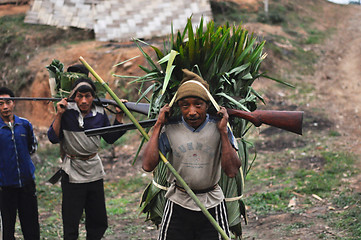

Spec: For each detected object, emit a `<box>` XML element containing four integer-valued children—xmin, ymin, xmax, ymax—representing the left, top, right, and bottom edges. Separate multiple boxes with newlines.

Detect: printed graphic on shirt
<box><xmin>173</xmin><ymin>141</ymin><xmax>216</xmax><ymax>169</ymax></box>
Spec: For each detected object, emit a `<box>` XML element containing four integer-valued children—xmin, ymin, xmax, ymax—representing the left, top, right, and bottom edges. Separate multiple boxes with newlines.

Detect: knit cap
<box><xmin>175</xmin><ymin>69</ymin><xmax>210</xmax><ymax>102</ymax></box>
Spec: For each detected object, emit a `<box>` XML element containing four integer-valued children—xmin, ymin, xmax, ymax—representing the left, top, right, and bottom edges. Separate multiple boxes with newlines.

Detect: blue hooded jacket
<box><xmin>0</xmin><ymin>115</ymin><xmax>37</xmax><ymax>187</ymax></box>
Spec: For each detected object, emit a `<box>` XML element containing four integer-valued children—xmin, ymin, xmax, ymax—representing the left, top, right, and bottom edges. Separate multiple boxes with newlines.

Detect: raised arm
<box><xmin>114</xmin><ymin>99</ymin><xmax>127</xmax><ymax>123</ymax></box>
<box><xmin>217</xmin><ymin>106</ymin><xmax>242</xmax><ymax>178</ymax></box>
<box><xmin>142</xmin><ymin>104</ymin><xmax>171</xmax><ymax>172</ymax></box>
<box><xmin>101</xmin><ymin>105</ymin><xmax>126</xmax><ymax>144</ymax></box>
<box><xmin>49</xmin><ymin>98</ymin><xmax>68</xmax><ymax>139</ymax></box>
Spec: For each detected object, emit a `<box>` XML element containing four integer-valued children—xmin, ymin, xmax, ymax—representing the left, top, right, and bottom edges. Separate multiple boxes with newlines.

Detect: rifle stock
<box><xmin>227</xmin><ymin>109</ymin><xmax>303</xmax><ymax>135</ymax></box>
<box><xmin>85</xmin><ymin>108</ymin><xmax>304</xmax><ymax>136</ymax></box>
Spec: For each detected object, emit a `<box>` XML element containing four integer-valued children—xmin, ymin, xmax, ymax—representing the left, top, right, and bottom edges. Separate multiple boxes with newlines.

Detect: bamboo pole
<box><xmin>79</xmin><ymin>56</ymin><xmax>231</xmax><ymax>240</ymax></box>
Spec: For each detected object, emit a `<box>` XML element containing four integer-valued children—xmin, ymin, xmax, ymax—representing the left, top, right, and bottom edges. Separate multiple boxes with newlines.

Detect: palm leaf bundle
<box><xmin>139</xmin><ymin>160</ymin><xmax>169</xmax><ymax>226</ymax></box>
<box><xmin>119</xmin><ymin>17</ymin><xmax>285</xmax><ymax>238</ymax></box>
<box><xmin>46</xmin><ymin>59</ymin><xmax>106</xmax><ymax>99</ymax></box>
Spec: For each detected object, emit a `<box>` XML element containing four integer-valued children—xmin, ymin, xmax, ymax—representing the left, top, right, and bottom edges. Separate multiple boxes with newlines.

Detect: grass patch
<box><xmin>246</xmin><ymin>189</ymin><xmax>292</xmax><ymax>214</ymax></box>
<box><xmin>304</xmin><ymin>29</ymin><xmax>327</xmax><ymax>44</ymax></box>
<box><xmin>210</xmin><ymin>0</ymin><xmax>258</xmax><ymax>25</ymax></box>
<box><xmin>105</xmin><ymin>175</ymin><xmax>147</xmax><ymax>198</ymax></box>
<box><xmin>328</xmin><ymin>130</ymin><xmax>341</xmax><ymax>137</ymax></box>
<box><xmin>294</xmin><ymin>152</ymin><xmax>357</xmax><ymax>197</ymax></box>
<box><xmin>282</xmin><ymin>221</ymin><xmax>314</xmax><ymax>232</ymax></box>
<box><xmin>288</xmin><ymin>44</ymin><xmax>319</xmax><ymax>74</ymax></box>
<box><xmin>29</xmin><ymin>144</ymin><xmax>63</xmax><ymax>238</ymax></box>
<box><xmin>107</xmin><ymin>197</ymin><xmax>130</xmax><ymax>216</ymax></box>
<box><xmin>329</xmin><ymin>192</ymin><xmax>361</xmax><ymax>239</ymax></box>
<box><xmin>257</xmin><ymin>3</ymin><xmax>287</xmax><ymax>24</ymax></box>
<box><xmin>245</xmin><ymin>151</ymin><xmax>357</xmax><ymax>216</ymax></box>
<box><xmin>246</xmin><ymin>164</ymin><xmax>291</xmax><ymax>189</ymax></box>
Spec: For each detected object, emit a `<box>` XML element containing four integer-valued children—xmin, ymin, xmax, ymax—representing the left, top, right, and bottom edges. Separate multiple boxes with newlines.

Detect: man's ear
<box><xmin>206</xmin><ymin>102</ymin><xmax>210</xmax><ymax>110</ymax></box>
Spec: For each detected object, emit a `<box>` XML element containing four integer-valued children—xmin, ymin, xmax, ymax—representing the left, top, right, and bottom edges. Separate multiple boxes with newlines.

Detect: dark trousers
<box><xmin>158</xmin><ymin>200</ymin><xmax>231</xmax><ymax>240</ymax></box>
<box><xmin>61</xmin><ymin>175</ymin><xmax>108</xmax><ymax>240</ymax></box>
<box><xmin>0</xmin><ymin>181</ymin><xmax>40</xmax><ymax>240</ymax></box>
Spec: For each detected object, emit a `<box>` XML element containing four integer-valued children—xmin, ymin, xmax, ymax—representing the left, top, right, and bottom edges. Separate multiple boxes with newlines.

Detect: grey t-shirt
<box><xmin>159</xmin><ymin>115</ymin><xmax>237</xmax><ymax>211</ymax></box>
<box><xmin>61</xmin><ymin>103</ymin><xmax>104</xmax><ymax>183</ymax></box>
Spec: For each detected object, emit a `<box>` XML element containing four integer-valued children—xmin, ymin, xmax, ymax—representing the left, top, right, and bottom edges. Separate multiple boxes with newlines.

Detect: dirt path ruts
<box><xmin>314</xmin><ymin>5</ymin><xmax>361</xmax><ymax>155</ymax></box>
<box><xmin>243</xmin><ymin>4</ymin><xmax>361</xmax><ymax>239</ymax></box>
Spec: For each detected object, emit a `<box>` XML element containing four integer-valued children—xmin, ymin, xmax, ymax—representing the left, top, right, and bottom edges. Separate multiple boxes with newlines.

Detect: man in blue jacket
<box><xmin>0</xmin><ymin>87</ymin><xmax>40</xmax><ymax>240</ymax></box>
<box><xmin>48</xmin><ymin>77</ymin><xmax>126</xmax><ymax>240</ymax></box>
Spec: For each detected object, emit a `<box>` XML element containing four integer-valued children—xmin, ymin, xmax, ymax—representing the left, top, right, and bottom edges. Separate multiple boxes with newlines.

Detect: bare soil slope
<box><xmin>313</xmin><ymin>6</ymin><xmax>361</xmax><ymax>155</ymax></box>
<box><xmin>242</xmin><ymin>3</ymin><xmax>361</xmax><ymax>239</ymax></box>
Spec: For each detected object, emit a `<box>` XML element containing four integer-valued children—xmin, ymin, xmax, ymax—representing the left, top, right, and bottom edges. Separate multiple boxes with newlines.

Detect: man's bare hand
<box><xmin>56</xmin><ymin>98</ymin><xmax>68</xmax><ymax>115</ymax></box>
<box><xmin>216</xmin><ymin>106</ymin><xmax>229</xmax><ymax>133</ymax></box>
<box><xmin>157</xmin><ymin>104</ymin><xmax>172</xmax><ymax>127</ymax></box>
<box><xmin>115</xmin><ymin>99</ymin><xmax>128</xmax><ymax>123</ymax></box>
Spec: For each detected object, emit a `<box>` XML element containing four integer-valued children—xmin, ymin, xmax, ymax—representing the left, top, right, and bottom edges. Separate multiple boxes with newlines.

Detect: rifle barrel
<box><xmin>0</xmin><ymin>97</ymin><xmax>150</xmax><ymax>115</ymax></box>
<box><xmin>0</xmin><ymin>97</ymin><xmax>62</xmax><ymax>101</ymax></box>
<box><xmin>85</xmin><ymin>119</ymin><xmax>157</xmax><ymax>136</ymax></box>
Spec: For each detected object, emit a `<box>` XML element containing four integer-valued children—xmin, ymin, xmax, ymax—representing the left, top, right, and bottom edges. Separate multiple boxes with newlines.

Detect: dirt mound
<box><xmin>0</xmin><ymin>3</ymin><xmax>29</xmax><ymax>17</ymax></box>
<box><xmin>16</xmin><ymin>41</ymin><xmax>155</xmax><ymax>127</ymax></box>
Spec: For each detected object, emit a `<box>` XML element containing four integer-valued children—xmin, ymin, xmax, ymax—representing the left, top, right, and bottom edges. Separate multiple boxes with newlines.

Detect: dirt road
<box><xmin>311</xmin><ymin>4</ymin><xmax>361</xmax><ymax>155</ymax></box>
<box><xmin>242</xmin><ymin>4</ymin><xmax>361</xmax><ymax>239</ymax></box>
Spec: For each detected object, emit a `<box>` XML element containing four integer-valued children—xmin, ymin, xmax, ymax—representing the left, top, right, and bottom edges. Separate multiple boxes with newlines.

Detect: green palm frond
<box><xmin>139</xmin><ymin>160</ymin><xmax>169</xmax><ymax>226</ymax></box>
<box><xmin>46</xmin><ymin>59</ymin><xmax>106</xmax><ymax>98</ymax></box>
<box><xmin>159</xmin><ymin>50</ymin><xmax>179</xmax><ymax>95</ymax></box>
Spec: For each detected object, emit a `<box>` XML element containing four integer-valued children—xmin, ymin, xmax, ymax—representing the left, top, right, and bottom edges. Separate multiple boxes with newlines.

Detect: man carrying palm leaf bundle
<box><xmin>142</xmin><ymin>69</ymin><xmax>241</xmax><ymax>240</ymax></box>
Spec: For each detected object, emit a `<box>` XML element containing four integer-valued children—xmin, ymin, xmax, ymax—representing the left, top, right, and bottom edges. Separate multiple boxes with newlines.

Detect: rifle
<box><xmin>84</xmin><ymin>108</ymin><xmax>303</xmax><ymax>136</ymax></box>
<box><xmin>2</xmin><ymin>97</ymin><xmax>303</xmax><ymax>134</ymax></box>
<box><xmin>0</xmin><ymin>97</ymin><xmax>150</xmax><ymax>115</ymax></box>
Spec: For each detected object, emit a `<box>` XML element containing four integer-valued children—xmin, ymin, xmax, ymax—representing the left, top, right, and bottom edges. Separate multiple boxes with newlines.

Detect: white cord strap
<box><xmin>152</xmin><ymin>177</ymin><xmax>243</xmax><ymax>202</ymax></box>
<box><xmin>169</xmin><ymin>80</ymin><xmax>219</xmax><ymax>110</ymax></box>
<box><xmin>225</xmin><ymin>195</ymin><xmax>243</xmax><ymax>202</ymax></box>
<box><xmin>152</xmin><ymin>179</ymin><xmax>169</xmax><ymax>191</ymax></box>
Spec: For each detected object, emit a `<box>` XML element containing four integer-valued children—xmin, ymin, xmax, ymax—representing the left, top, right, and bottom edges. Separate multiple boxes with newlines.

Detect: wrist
<box><xmin>153</xmin><ymin>121</ymin><xmax>164</xmax><ymax>131</ymax></box>
<box><xmin>219</xmin><ymin>127</ymin><xmax>228</xmax><ymax>136</ymax></box>
<box><xmin>115</xmin><ymin>117</ymin><xmax>123</xmax><ymax>124</ymax></box>
<box><xmin>56</xmin><ymin>112</ymin><xmax>63</xmax><ymax>118</ymax></box>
